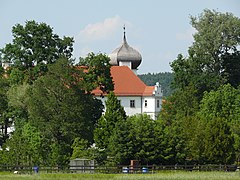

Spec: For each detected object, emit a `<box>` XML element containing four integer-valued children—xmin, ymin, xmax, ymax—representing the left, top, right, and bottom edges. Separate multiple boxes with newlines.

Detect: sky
<box><xmin>0</xmin><ymin>0</ymin><xmax>240</xmax><ymax>74</ymax></box>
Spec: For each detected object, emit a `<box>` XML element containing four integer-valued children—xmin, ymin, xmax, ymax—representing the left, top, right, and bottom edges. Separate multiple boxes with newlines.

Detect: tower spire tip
<box><xmin>123</xmin><ymin>25</ymin><xmax>126</xmax><ymax>43</ymax></box>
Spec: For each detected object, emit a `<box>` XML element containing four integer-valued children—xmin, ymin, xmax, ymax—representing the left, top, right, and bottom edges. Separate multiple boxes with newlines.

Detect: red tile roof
<box><xmin>92</xmin><ymin>66</ymin><xmax>154</xmax><ymax>96</ymax></box>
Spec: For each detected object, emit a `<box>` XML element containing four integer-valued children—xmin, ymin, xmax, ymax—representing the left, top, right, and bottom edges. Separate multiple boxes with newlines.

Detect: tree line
<box><xmin>0</xmin><ymin>9</ymin><xmax>240</xmax><ymax>167</ymax></box>
<box><xmin>138</xmin><ymin>72</ymin><xmax>174</xmax><ymax>97</ymax></box>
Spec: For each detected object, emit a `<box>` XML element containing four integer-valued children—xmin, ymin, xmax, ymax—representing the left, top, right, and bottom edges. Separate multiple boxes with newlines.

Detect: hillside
<box><xmin>138</xmin><ymin>72</ymin><xmax>174</xmax><ymax>97</ymax></box>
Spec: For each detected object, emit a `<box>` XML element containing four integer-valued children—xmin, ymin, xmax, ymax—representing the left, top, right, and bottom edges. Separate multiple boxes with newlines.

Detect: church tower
<box><xmin>93</xmin><ymin>27</ymin><xmax>163</xmax><ymax>120</ymax></box>
<box><xmin>109</xmin><ymin>27</ymin><xmax>142</xmax><ymax>73</ymax></box>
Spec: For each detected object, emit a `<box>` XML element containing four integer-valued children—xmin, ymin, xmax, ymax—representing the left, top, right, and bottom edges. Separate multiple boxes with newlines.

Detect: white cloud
<box><xmin>74</xmin><ymin>46</ymin><xmax>93</xmax><ymax>59</ymax></box>
<box><xmin>76</xmin><ymin>15</ymin><xmax>129</xmax><ymax>42</ymax></box>
<box><xmin>176</xmin><ymin>27</ymin><xmax>196</xmax><ymax>41</ymax></box>
<box><xmin>73</xmin><ymin>15</ymin><xmax>133</xmax><ymax>60</ymax></box>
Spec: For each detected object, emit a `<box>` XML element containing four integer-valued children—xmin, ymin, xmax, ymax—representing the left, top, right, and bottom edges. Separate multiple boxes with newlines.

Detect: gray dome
<box><xmin>109</xmin><ymin>31</ymin><xmax>142</xmax><ymax>69</ymax></box>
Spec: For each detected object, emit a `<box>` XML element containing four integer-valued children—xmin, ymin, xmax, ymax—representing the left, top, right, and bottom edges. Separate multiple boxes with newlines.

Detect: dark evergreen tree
<box><xmin>94</xmin><ymin>91</ymin><xmax>126</xmax><ymax>149</ymax></box>
<box><xmin>203</xmin><ymin>117</ymin><xmax>235</xmax><ymax>164</ymax></box>
<box><xmin>108</xmin><ymin>114</ymin><xmax>156</xmax><ymax>165</ymax></box>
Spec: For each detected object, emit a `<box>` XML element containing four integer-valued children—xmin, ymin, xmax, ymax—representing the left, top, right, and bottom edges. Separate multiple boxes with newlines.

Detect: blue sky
<box><xmin>1</xmin><ymin>0</ymin><xmax>240</xmax><ymax>74</ymax></box>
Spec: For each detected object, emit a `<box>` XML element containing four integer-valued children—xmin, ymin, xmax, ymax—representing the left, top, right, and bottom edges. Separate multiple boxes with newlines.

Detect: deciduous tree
<box><xmin>78</xmin><ymin>53</ymin><xmax>114</xmax><ymax>94</ymax></box>
<box><xmin>25</xmin><ymin>58</ymin><xmax>105</xmax><ymax>165</ymax></box>
<box><xmin>0</xmin><ymin>77</ymin><xmax>10</xmax><ymax>146</ymax></box>
<box><xmin>0</xmin><ymin>20</ymin><xmax>74</xmax><ymax>83</ymax></box>
<box><xmin>171</xmin><ymin>10</ymin><xmax>240</xmax><ymax>96</ymax></box>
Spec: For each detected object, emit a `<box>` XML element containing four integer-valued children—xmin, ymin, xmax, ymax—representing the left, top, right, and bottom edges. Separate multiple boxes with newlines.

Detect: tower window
<box><xmin>130</xmin><ymin>100</ymin><xmax>135</xmax><ymax>108</ymax></box>
<box><xmin>157</xmin><ymin>100</ymin><xmax>160</xmax><ymax>108</ymax></box>
<box><xmin>145</xmin><ymin>100</ymin><xmax>147</xmax><ymax>107</ymax></box>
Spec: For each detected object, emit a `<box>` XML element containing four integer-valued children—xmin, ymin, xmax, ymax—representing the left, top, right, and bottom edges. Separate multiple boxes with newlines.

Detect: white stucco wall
<box><xmin>96</xmin><ymin>81</ymin><xmax>163</xmax><ymax>120</ymax></box>
<box><xmin>141</xmin><ymin>96</ymin><xmax>162</xmax><ymax>120</ymax></box>
<box><xmin>97</xmin><ymin>95</ymin><xmax>162</xmax><ymax>120</ymax></box>
<box><xmin>97</xmin><ymin>96</ymin><xmax>142</xmax><ymax>116</ymax></box>
<box><xmin>118</xmin><ymin>96</ymin><xmax>142</xmax><ymax>116</ymax></box>
<box><xmin>141</xmin><ymin>82</ymin><xmax>163</xmax><ymax>119</ymax></box>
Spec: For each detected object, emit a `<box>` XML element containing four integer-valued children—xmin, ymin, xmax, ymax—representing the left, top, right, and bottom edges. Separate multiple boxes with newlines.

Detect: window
<box><xmin>130</xmin><ymin>100</ymin><xmax>135</xmax><ymax>108</ymax></box>
<box><xmin>157</xmin><ymin>100</ymin><xmax>160</xmax><ymax>108</ymax></box>
<box><xmin>144</xmin><ymin>100</ymin><xmax>147</xmax><ymax>107</ymax></box>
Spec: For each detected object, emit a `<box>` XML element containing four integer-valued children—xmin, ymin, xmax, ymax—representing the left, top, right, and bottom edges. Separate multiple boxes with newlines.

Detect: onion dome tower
<box><xmin>109</xmin><ymin>26</ymin><xmax>142</xmax><ymax>70</ymax></box>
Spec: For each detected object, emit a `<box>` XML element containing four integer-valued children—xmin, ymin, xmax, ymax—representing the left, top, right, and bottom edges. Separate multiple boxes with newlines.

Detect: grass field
<box><xmin>0</xmin><ymin>171</ymin><xmax>240</xmax><ymax>180</ymax></box>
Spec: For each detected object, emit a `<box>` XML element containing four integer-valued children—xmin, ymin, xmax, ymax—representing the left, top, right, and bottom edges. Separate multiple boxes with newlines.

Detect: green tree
<box><xmin>94</xmin><ymin>91</ymin><xmax>126</xmax><ymax>149</ymax></box>
<box><xmin>158</xmin><ymin>116</ymin><xmax>187</xmax><ymax>165</ymax></box>
<box><xmin>222</xmin><ymin>52</ymin><xmax>240</xmax><ymax>88</ymax></box>
<box><xmin>1</xmin><ymin>20</ymin><xmax>74</xmax><ymax>83</ymax></box>
<box><xmin>26</xmin><ymin>58</ymin><xmax>103</xmax><ymax>165</ymax></box>
<box><xmin>167</xmin><ymin>10</ymin><xmax>240</xmax><ymax>164</ymax></box>
<box><xmin>152</xmin><ymin>118</ymin><xmax>173</xmax><ymax>165</ymax></box>
<box><xmin>71</xmin><ymin>137</ymin><xmax>104</xmax><ymax>162</ymax></box>
<box><xmin>79</xmin><ymin>53</ymin><xmax>114</xmax><ymax>94</ymax></box>
<box><xmin>3</xmin><ymin>53</ymin><xmax>113</xmax><ymax>166</ymax></box>
<box><xmin>71</xmin><ymin>138</ymin><xmax>90</xmax><ymax>159</ymax></box>
<box><xmin>132</xmin><ymin>115</ymin><xmax>156</xmax><ymax>165</ymax></box>
<box><xmin>199</xmin><ymin>84</ymin><xmax>240</xmax><ymax>163</ymax></box>
<box><xmin>1</xmin><ymin>122</ymin><xmax>42</xmax><ymax>166</ymax></box>
<box><xmin>171</xmin><ymin>10</ymin><xmax>240</xmax><ymax>96</ymax></box>
<box><xmin>108</xmin><ymin>114</ymin><xmax>156</xmax><ymax>165</ymax></box>
<box><xmin>8</xmin><ymin>68</ymin><xmax>25</xmax><ymax>85</ymax></box>
<box><xmin>0</xmin><ymin>77</ymin><xmax>10</xmax><ymax>146</ymax></box>
<box><xmin>71</xmin><ymin>137</ymin><xmax>107</xmax><ymax>165</ymax></box>
<box><xmin>0</xmin><ymin>66</ymin><xmax>4</xmax><ymax>76</ymax></box>
<box><xmin>199</xmin><ymin>84</ymin><xmax>238</xmax><ymax>120</ymax></box>
<box><xmin>182</xmin><ymin>115</ymin><xmax>206</xmax><ymax>164</ymax></box>
<box><xmin>157</xmin><ymin>87</ymin><xmax>202</xmax><ymax>165</ymax></box>
<box><xmin>203</xmin><ymin>117</ymin><xmax>235</xmax><ymax>164</ymax></box>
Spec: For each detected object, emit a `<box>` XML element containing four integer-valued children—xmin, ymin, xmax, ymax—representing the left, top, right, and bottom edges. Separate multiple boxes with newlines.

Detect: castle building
<box><xmin>1</xmin><ymin>28</ymin><xmax>163</xmax><ymax>120</ymax></box>
<box><xmin>93</xmin><ymin>28</ymin><xmax>163</xmax><ymax>120</ymax></box>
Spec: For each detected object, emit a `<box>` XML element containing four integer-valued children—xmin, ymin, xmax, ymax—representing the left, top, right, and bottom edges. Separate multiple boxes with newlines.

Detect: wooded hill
<box><xmin>138</xmin><ymin>72</ymin><xmax>174</xmax><ymax>97</ymax></box>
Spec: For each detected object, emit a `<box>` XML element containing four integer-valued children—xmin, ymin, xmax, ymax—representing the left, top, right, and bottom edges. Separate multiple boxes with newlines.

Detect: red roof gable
<box><xmin>92</xmin><ymin>66</ymin><xmax>154</xmax><ymax>96</ymax></box>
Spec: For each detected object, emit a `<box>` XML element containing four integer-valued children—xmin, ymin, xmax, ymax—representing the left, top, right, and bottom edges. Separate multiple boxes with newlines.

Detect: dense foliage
<box><xmin>163</xmin><ymin>9</ymin><xmax>240</xmax><ymax>165</ymax></box>
<box><xmin>171</xmin><ymin>10</ymin><xmax>240</xmax><ymax>96</ymax></box>
<box><xmin>0</xmin><ymin>21</ymin><xmax>113</xmax><ymax>166</ymax></box>
<box><xmin>0</xmin><ymin>77</ymin><xmax>10</xmax><ymax>146</ymax></box>
<box><xmin>94</xmin><ymin>91</ymin><xmax>126</xmax><ymax>149</ymax></box>
<box><xmin>1</xmin><ymin>20</ymin><xmax>74</xmax><ymax>84</ymax></box>
<box><xmin>0</xmin><ymin>56</ymin><xmax>112</xmax><ymax>166</ymax></box>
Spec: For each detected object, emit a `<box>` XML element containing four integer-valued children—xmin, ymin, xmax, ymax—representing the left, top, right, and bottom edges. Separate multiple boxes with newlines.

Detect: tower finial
<box><xmin>123</xmin><ymin>25</ymin><xmax>127</xmax><ymax>43</ymax></box>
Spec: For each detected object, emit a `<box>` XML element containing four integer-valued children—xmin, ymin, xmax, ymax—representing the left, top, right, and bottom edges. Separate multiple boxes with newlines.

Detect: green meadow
<box><xmin>0</xmin><ymin>171</ymin><xmax>240</xmax><ymax>180</ymax></box>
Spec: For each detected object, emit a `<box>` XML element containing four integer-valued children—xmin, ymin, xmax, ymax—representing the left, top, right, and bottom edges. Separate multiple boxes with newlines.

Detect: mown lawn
<box><xmin>0</xmin><ymin>171</ymin><xmax>240</xmax><ymax>180</ymax></box>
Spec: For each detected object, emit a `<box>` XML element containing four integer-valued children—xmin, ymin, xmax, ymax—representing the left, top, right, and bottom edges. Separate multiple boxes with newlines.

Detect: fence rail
<box><xmin>0</xmin><ymin>164</ymin><xmax>238</xmax><ymax>174</ymax></box>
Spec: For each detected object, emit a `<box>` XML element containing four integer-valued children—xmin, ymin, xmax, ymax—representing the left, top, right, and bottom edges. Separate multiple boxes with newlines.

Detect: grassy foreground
<box><xmin>0</xmin><ymin>171</ymin><xmax>240</xmax><ymax>180</ymax></box>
